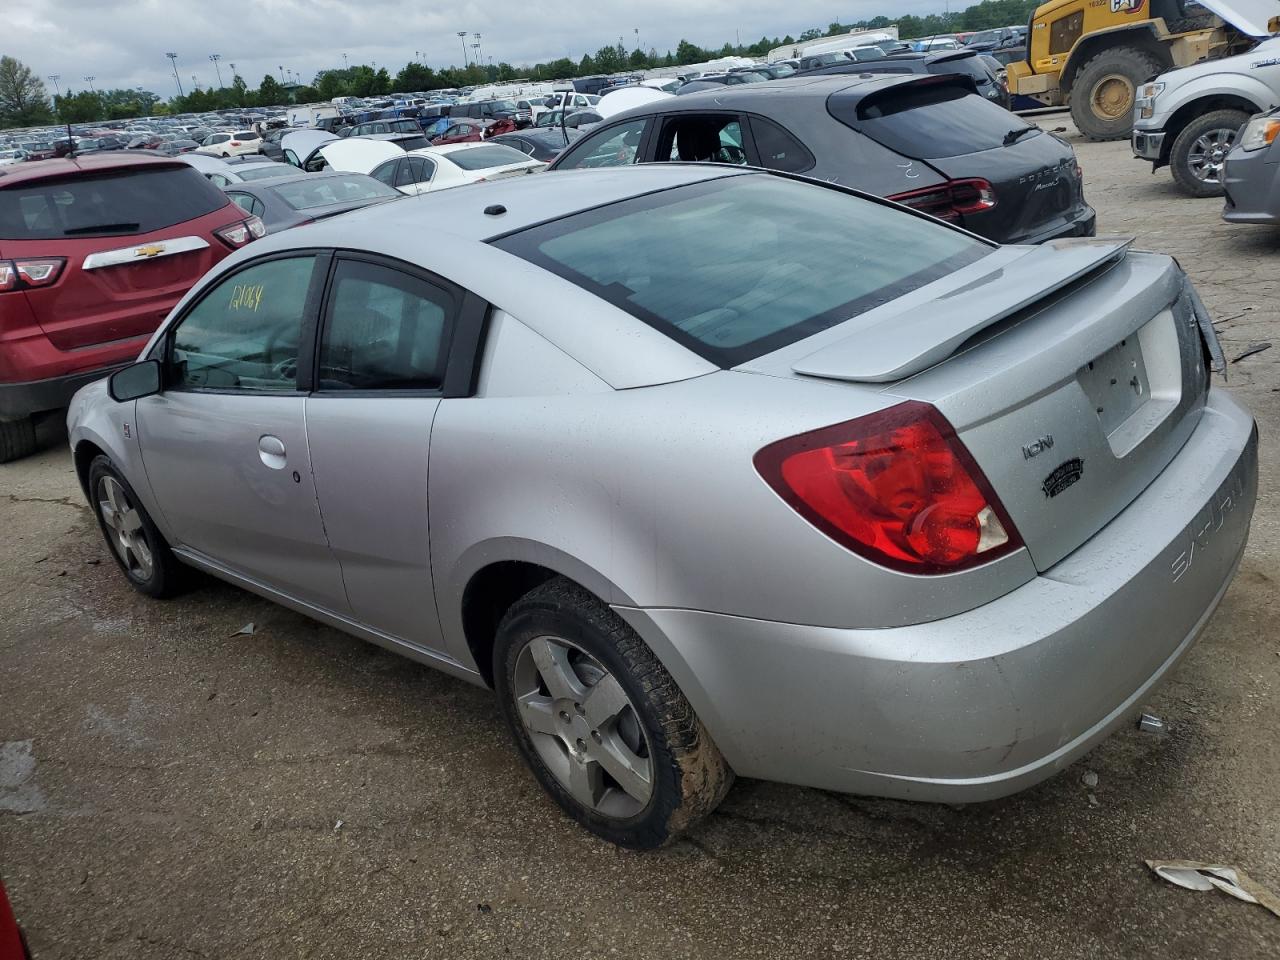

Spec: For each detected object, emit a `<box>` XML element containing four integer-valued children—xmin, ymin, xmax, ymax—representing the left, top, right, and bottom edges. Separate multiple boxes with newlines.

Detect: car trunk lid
<box><xmin>741</xmin><ymin>244</ymin><xmax>1213</xmax><ymax>571</ymax></box>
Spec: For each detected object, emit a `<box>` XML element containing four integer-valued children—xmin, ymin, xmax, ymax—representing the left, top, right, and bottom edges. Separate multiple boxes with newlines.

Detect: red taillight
<box><xmin>754</xmin><ymin>402</ymin><xmax>1022</xmax><ymax>574</ymax></box>
<box><xmin>0</xmin><ymin>258</ymin><xmax>65</xmax><ymax>291</ymax></box>
<box><xmin>887</xmin><ymin>178</ymin><xmax>997</xmax><ymax>223</ymax></box>
<box><xmin>215</xmin><ymin>215</ymin><xmax>266</xmax><ymax>248</ymax></box>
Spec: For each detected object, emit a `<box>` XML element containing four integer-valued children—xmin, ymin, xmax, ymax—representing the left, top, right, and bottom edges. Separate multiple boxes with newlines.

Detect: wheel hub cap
<box><xmin>1188</xmin><ymin>127</ymin><xmax>1237</xmax><ymax>184</ymax></box>
<box><xmin>97</xmin><ymin>476</ymin><xmax>153</xmax><ymax>579</ymax></box>
<box><xmin>513</xmin><ymin>636</ymin><xmax>654</xmax><ymax>818</ymax></box>
<box><xmin>1092</xmin><ymin>75</ymin><xmax>1133</xmax><ymax>120</ymax></box>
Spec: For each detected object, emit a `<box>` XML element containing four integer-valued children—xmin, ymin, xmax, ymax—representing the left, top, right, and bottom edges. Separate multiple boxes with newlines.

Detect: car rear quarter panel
<box><xmin>429</xmin><ymin>356</ymin><xmax>1039</xmax><ymax>673</ymax></box>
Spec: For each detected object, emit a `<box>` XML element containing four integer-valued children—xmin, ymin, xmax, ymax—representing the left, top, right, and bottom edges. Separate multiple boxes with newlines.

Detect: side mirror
<box><xmin>108</xmin><ymin>359</ymin><xmax>162</xmax><ymax>402</ymax></box>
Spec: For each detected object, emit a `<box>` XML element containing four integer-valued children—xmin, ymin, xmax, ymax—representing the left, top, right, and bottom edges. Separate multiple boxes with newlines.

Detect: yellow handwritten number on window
<box><xmin>229</xmin><ymin>283</ymin><xmax>265</xmax><ymax>312</ymax></box>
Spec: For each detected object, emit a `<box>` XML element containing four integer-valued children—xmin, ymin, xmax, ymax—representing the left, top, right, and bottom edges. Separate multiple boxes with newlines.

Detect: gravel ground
<box><xmin>2</xmin><ymin>116</ymin><xmax>1278</xmax><ymax>959</ymax></box>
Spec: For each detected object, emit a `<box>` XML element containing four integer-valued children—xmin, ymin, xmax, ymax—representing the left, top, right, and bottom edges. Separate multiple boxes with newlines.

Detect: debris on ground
<box><xmin>1081</xmin><ymin>771</ymin><xmax>1099</xmax><ymax>788</ymax></box>
<box><xmin>334</xmin><ymin>819</ymin><xmax>344</xmax><ymax>832</ymax></box>
<box><xmin>231</xmin><ymin>623</ymin><xmax>256</xmax><ymax>637</ymax></box>
<box><xmin>1146</xmin><ymin>860</ymin><xmax>1280</xmax><ymax>919</ymax></box>
<box><xmin>1231</xmin><ymin>342</ymin><xmax>1272</xmax><ymax>364</ymax></box>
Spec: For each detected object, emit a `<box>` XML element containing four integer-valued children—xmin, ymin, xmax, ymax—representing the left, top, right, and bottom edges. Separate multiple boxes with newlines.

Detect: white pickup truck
<box><xmin>1132</xmin><ymin>5</ymin><xmax>1280</xmax><ymax>197</ymax></box>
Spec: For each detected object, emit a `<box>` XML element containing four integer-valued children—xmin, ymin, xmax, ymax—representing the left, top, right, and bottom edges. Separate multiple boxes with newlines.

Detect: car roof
<box><xmin>252</xmin><ymin>164</ymin><xmax>738</xmax><ymax>249</ymax></box>
<box><xmin>0</xmin><ymin>151</ymin><xmax>185</xmax><ymax>187</ymax></box>
<box><xmin>227</xmin><ymin>169</ymin><xmax>365</xmax><ymax>193</ymax></box>
<box><xmin>606</xmin><ymin>73</ymin><xmax>929</xmax><ymax>120</ymax></box>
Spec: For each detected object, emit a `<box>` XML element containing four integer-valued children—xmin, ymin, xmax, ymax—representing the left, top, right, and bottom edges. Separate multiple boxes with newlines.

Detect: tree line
<box><xmin>0</xmin><ymin>0</ymin><xmax>1037</xmax><ymax>129</ymax></box>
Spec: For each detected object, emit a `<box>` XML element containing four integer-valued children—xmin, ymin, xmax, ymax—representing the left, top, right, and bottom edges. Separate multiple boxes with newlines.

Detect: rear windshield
<box><xmin>391</xmin><ymin>135</ymin><xmax>431</xmax><ymax>151</ymax></box>
<box><xmin>448</xmin><ymin>145</ymin><xmax>531</xmax><ymax>170</ymax></box>
<box><xmin>494</xmin><ymin>176</ymin><xmax>989</xmax><ymax>367</ymax></box>
<box><xmin>831</xmin><ymin>81</ymin><xmax>1036</xmax><ymax>159</ymax></box>
<box><xmin>235</xmin><ymin>164</ymin><xmax>295</xmax><ymax>182</ymax></box>
<box><xmin>0</xmin><ymin>166</ymin><xmax>228</xmax><ymax>240</ymax></box>
<box><xmin>273</xmin><ymin>175</ymin><xmax>399</xmax><ymax>210</ymax></box>
<box><xmin>927</xmin><ymin>55</ymin><xmax>992</xmax><ymax>83</ymax></box>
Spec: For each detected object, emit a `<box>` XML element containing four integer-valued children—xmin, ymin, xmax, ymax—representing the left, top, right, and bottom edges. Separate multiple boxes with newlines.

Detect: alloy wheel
<box><xmin>512</xmin><ymin>636</ymin><xmax>653</xmax><ymax>818</ymax></box>
<box><xmin>1187</xmin><ymin>128</ymin><xmax>1237</xmax><ymax>184</ymax></box>
<box><xmin>96</xmin><ymin>475</ymin><xmax>154</xmax><ymax>580</ymax></box>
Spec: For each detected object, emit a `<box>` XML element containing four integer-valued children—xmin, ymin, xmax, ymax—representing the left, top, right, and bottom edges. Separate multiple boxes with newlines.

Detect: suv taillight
<box><xmin>215</xmin><ymin>215</ymin><xmax>267</xmax><ymax>248</ymax></box>
<box><xmin>0</xmin><ymin>258</ymin><xmax>66</xmax><ymax>292</ymax></box>
<box><xmin>754</xmin><ymin>402</ymin><xmax>1022</xmax><ymax>574</ymax></box>
<box><xmin>887</xmin><ymin>178</ymin><xmax>997</xmax><ymax>223</ymax></box>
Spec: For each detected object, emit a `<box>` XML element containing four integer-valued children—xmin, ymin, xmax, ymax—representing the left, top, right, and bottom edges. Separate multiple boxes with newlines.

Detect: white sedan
<box><xmin>319</xmin><ymin>139</ymin><xmax>544</xmax><ymax>195</ymax></box>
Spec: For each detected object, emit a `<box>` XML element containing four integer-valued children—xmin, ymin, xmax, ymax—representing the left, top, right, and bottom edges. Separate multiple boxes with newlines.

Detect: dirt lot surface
<box><xmin>2</xmin><ymin>117</ymin><xmax>1278</xmax><ymax>959</ymax></box>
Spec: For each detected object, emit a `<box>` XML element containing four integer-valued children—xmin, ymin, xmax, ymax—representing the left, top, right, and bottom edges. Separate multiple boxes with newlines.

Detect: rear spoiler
<box><xmin>791</xmin><ymin>237</ymin><xmax>1133</xmax><ymax>384</ymax></box>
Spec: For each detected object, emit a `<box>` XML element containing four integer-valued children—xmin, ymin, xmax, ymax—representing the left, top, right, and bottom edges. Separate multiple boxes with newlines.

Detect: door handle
<box><xmin>258</xmin><ymin>434</ymin><xmax>287</xmax><ymax>469</ymax></box>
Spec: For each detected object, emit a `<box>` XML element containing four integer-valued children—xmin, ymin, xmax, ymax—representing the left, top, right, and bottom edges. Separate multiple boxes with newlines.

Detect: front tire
<box><xmin>87</xmin><ymin>455</ymin><xmax>183</xmax><ymax>598</ymax></box>
<box><xmin>494</xmin><ymin>577</ymin><xmax>733</xmax><ymax>848</ymax></box>
<box><xmin>1070</xmin><ymin>47</ymin><xmax>1164</xmax><ymax>141</ymax></box>
<box><xmin>1169</xmin><ymin>109</ymin><xmax>1249</xmax><ymax>198</ymax></box>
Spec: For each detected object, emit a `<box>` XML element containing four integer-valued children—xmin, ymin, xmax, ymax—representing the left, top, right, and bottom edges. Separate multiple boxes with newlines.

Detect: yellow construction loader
<box><xmin>1007</xmin><ymin>0</ymin><xmax>1276</xmax><ymax>139</ymax></box>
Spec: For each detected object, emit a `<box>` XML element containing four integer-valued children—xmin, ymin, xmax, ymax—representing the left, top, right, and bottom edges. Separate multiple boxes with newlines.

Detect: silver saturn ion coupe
<box><xmin>68</xmin><ymin>165</ymin><xmax>1258</xmax><ymax>848</ymax></box>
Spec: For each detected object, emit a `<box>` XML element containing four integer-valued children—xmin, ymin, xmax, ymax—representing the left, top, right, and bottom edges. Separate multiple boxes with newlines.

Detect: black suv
<box><xmin>805</xmin><ymin>50</ymin><xmax>1009</xmax><ymax>109</ymax></box>
<box><xmin>546</xmin><ymin>74</ymin><xmax>1095</xmax><ymax>246</ymax></box>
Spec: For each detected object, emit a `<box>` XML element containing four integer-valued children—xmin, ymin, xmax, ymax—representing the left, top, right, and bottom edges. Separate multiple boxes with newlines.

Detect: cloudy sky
<box><xmin>9</xmin><ymin>0</ymin><xmax>950</xmax><ymax>98</ymax></box>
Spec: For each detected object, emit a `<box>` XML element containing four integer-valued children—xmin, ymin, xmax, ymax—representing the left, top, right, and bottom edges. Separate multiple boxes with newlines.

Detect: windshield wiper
<box><xmin>63</xmin><ymin>222</ymin><xmax>141</xmax><ymax>235</ymax></box>
<box><xmin>1003</xmin><ymin>127</ymin><xmax>1037</xmax><ymax>146</ymax></box>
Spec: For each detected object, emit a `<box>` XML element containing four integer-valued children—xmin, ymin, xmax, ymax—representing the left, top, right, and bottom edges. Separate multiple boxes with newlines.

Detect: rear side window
<box><xmin>0</xmin><ymin>167</ymin><xmax>228</xmax><ymax>240</ymax></box>
<box><xmin>318</xmin><ymin>259</ymin><xmax>453</xmax><ymax>391</ymax></box>
<box><xmin>830</xmin><ymin>81</ymin><xmax>1036</xmax><ymax>159</ymax></box>
<box><xmin>494</xmin><ymin>176</ymin><xmax>988</xmax><ymax>367</ymax></box>
<box><xmin>748</xmin><ymin>117</ymin><xmax>815</xmax><ymax>173</ymax></box>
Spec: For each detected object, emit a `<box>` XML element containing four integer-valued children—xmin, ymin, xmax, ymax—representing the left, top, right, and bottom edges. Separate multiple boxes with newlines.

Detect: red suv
<box><xmin>0</xmin><ymin>153</ymin><xmax>262</xmax><ymax>461</ymax></box>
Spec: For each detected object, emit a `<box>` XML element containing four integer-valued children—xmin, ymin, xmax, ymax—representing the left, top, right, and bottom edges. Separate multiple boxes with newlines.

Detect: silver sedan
<box><xmin>68</xmin><ymin>165</ymin><xmax>1258</xmax><ymax>848</ymax></box>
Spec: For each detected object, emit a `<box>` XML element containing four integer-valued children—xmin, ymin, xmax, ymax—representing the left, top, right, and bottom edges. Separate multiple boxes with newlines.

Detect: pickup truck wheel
<box><xmin>1169</xmin><ymin>109</ymin><xmax>1249</xmax><ymax>198</ymax></box>
<box><xmin>494</xmin><ymin>577</ymin><xmax>733</xmax><ymax>849</ymax></box>
<box><xmin>1070</xmin><ymin>47</ymin><xmax>1164</xmax><ymax>141</ymax></box>
<box><xmin>0</xmin><ymin>417</ymin><xmax>37</xmax><ymax>463</ymax></box>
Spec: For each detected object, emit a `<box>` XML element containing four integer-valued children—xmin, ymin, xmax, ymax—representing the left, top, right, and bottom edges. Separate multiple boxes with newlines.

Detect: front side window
<box><xmin>495</xmin><ymin>176</ymin><xmax>989</xmax><ymax>367</ymax></box>
<box><xmin>658</xmin><ymin>116</ymin><xmax>747</xmax><ymax>164</ymax></box>
<box><xmin>318</xmin><ymin>259</ymin><xmax>453</xmax><ymax>391</ymax></box>
<box><xmin>169</xmin><ymin>256</ymin><xmax>317</xmax><ymax>392</ymax></box>
<box><xmin>554</xmin><ymin>119</ymin><xmax>647</xmax><ymax>169</ymax></box>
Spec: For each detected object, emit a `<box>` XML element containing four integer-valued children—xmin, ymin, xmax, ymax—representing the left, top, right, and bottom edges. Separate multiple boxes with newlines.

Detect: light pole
<box><xmin>342</xmin><ymin>52</ymin><xmax>348</xmax><ymax>70</ymax></box>
<box><xmin>278</xmin><ymin>65</ymin><xmax>285</xmax><ymax>83</ymax></box>
<box><xmin>83</xmin><ymin>75</ymin><xmax>96</xmax><ymax>93</ymax></box>
<box><xmin>229</xmin><ymin>62</ymin><xmax>237</xmax><ymax>80</ymax></box>
<box><xmin>473</xmin><ymin>32</ymin><xmax>483</xmax><ymax>63</ymax></box>
<box><xmin>47</xmin><ymin>74</ymin><xmax>60</xmax><ymax>97</ymax></box>
<box><xmin>166</xmin><ymin>52</ymin><xmax>183</xmax><ymax>97</ymax></box>
<box><xmin>457</xmin><ymin>31</ymin><xmax>469</xmax><ymax>66</ymax></box>
<box><xmin>209</xmin><ymin>54</ymin><xmax>223</xmax><ymax>87</ymax></box>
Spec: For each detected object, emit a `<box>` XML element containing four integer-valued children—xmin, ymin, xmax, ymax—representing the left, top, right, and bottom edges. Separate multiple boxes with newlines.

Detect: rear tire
<box><xmin>87</xmin><ymin>455</ymin><xmax>184</xmax><ymax>598</ymax></box>
<box><xmin>494</xmin><ymin>577</ymin><xmax>733</xmax><ymax>848</ymax></box>
<box><xmin>1070</xmin><ymin>47</ymin><xmax>1164</xmax><ymax>141</ymax></box>
<box><xmin>1169</xmin><ymin>109</ymin><xmax>1249</xmax><ymax>198</ymax></box>
<box><xmin>0</xmin><ymin>417</ymin><xmax>37</xmax><ymax>463</ymax></box>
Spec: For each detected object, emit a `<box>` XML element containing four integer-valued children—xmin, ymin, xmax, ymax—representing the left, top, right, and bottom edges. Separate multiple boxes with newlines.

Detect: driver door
<box><xmin>135</xmin><ymin>252</ymin><xmax>349</xmax><ymax>611</ymax></box>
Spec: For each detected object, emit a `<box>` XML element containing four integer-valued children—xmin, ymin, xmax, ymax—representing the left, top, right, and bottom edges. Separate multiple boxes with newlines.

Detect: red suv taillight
<box><xmin>215</xmin><ymin>216</ymin><xmax>267</xmax><ymax>248</ymax></box>
<box><xmin>887</xmin><ymin>178</ymin><xmax>997</xmax><ymax>223</ymax></box>
<box><xmin>0</xmin><ymin>258</ymin><xmax>66</xmax><ymax>292</ymax></box>
<box><xmin>754</xmin><ymin>402</ymin><xmax>1022</xmax><ymax>574</ymax></box>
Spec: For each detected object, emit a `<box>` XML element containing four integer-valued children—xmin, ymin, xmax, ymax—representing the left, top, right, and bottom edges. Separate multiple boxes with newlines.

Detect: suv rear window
<box><xmin>829</xmin><ymin>80</ymin><xmax>1036</xmax><ymax>160</ymax></box>
<box><xmin>494</xmin><ymin>175</ymin><xmax>988</xmax><ymax>367</ymax></box>
<box><xmin>0</xmin><ymin>166</ymin><xmax>229</xmax><ymax>240</ymax></box>
<box><xmin>927</xmin><ymin>54</ymin><xmax>992</xmax><ymax>84</ymax></box>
